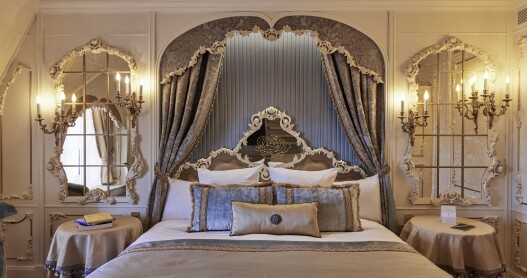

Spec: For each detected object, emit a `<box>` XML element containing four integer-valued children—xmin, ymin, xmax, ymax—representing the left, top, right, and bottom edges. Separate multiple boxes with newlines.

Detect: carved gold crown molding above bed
<box><xmin>174</xmin><ymin>107</ymin><xmax>366</xmax><ymax>180</ymax></box>
<box><xmin>160</xmin><ymin>16</ymin><xmax>384</xmax><ymax>85</ymax></box>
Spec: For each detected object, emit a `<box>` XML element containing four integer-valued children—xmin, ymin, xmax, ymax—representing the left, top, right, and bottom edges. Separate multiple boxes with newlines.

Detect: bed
<box><xmin>88</xmin><ymin>107</ymin><xmax>449</xmax><ymax>278</ymax></box>
<box><xmin>89</xmin><ymin>220</ymin><xmax>449</xmax><ymax>277</ymax></box>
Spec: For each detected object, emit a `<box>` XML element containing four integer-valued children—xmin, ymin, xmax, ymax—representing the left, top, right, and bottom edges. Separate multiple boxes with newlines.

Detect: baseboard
<box><xmin>7</xmin><ymin>265</ymin><xmax>46</xmax><ymax>278</ymax></box>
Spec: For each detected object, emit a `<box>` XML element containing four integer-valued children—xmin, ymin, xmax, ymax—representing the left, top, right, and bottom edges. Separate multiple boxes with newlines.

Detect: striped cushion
<box><xmin>187</xmin><ymin>182</ymin><xmax>273</xmax><ymax>232</ymax></box>
<box><xmin>274</xmin><ymin>183</ymin><xmax>362</xmax><ymax>232</ymax></box>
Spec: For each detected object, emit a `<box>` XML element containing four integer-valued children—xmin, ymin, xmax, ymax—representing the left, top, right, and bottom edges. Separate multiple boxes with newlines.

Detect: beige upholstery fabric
<box><xmin>46</xmin><ymin>216</ymin><xmax>143</xmax><ymax>277</ymax></box>
<box><xmin>230</xmin><ymin>202</ymin><xmax>320</xmax><ymax>237</ymax></box>
<box><xmin>400</xmin><ymin>215</ymin><xmax>505</xmax><ymax>277</ymax></box>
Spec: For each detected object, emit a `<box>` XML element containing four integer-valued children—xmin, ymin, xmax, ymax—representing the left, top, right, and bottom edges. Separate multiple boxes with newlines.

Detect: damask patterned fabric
<box><xmin>275</xmin><ymin>183</ymin><xmax>362</xmax><ymax>232</ymax></box>
<box><xmin>145</xmin><ymin>52</ymin><xmax>224</xmax><ymax>229</ymax></box>
<box><xmin>159</xmin><ymin>16</ymin><xmax>384</xmax><ymax>83</ymax></box>
<box><xmin>187</xmin><ymin>183</ymin><xmax>274</xmax><ymax>232</ymax></box>
<box><xmin>322</xmin><ymin>52</ymin><xmax>398</xmax><ymax>233</ymax></box>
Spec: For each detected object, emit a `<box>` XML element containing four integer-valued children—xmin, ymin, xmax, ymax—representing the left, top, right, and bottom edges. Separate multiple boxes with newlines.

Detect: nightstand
<box><xmin>400</xmin><ymin>215</ymin><xmax>505</xmax><ymax>277</ymax></box>
<box><xmin>45</xmin><ymin>216</ymin><xmax>143</xmax><ymax>277</ymax></box>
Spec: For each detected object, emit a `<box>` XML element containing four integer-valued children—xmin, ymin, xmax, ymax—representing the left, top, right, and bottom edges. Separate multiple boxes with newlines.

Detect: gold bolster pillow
<box><xmin>230</xmin><ymin>202</ymin><xmax>321</xmax><ymax>237</ymax></box>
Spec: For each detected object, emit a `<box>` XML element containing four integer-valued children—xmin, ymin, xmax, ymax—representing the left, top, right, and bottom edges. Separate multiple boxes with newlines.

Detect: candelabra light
<box><xmin>35</xmin><ymin>91</ymin><xmax>78</xmax><ymax>134</ymax></box>
<box><xmin>115</xmin><ymin>73</ymin><xmax>144</xmax><ymax>128</ymax></box>
<box><xmin>35</xmin><ymin>73</ymin><xmax>145</xmax><ymax>135</ymax></box>
<box><xmin>399</xmin><ymin>90</ymin><xmax>430</xmax><ymax>146</ymax></box>
<box><xmin>455</xmin><ymin>72</ymin><xmax>511</xmax><ymax>133</ymax></box>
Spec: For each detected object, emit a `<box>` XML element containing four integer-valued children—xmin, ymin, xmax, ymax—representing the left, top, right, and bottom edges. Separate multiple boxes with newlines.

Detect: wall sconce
<box><xmin>35</xmin><ymin>91</ymin><xmax>78</xmax><ymax>134</ymax></box>
<box><xmin>456</xmin><ymin>72</ymin><xmax>511</xmax><ymax>133</ymax></box>
<box><xmin>35</xmin><ymin>74</ymin><xmax>145</xmax><ymax>134</ymax></box>
<box><xmin>115</xmin><ymin>73</ymin><xmax>144</xmax><ymax>128</ymax></box>
<box><xmin>399</xmin><ymin>91</ymin><xmax>430</xmax><ymax>146</ymax></box>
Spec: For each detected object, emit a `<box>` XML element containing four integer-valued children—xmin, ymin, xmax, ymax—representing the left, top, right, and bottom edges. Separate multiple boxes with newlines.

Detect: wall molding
<box><xmin>514</xmin><ymin>218</ymin><xmax>527</xmax><ymax>273</ymax></box>
<box><xmin>38</xmin><ymin>1</ymin><xmax>518</xmax><ymax>13</ymax></box>
<box><xmin>0</xmin><ymin>63</ymin><xmax>33</xmax><ymax>200</ymax></box>
<box><xmin>2</xmin><ymin>212</ymin><xmax>33</xmax><ymax>261</ymax></box>
<box><xmin>516</xmin><ymin>36</ymin><xmax>526</xmax><ymax>206</ymax></box>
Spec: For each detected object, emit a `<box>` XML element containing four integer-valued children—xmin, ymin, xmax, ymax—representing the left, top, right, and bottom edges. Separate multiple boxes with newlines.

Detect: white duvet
<box><xmin>131</xmin><ymin>218</ymin><xmax>404</xmax><ymax>247</ymax></box>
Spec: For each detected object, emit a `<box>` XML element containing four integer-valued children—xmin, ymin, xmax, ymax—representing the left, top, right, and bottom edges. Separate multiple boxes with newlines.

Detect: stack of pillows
<box><xmin>162</xmin><ymin>164</ymin><xmax>382</xmax><ymax>238</ymax></box>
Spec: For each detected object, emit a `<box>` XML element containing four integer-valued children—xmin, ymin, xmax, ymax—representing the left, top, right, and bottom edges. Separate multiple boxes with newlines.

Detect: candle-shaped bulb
<box><xmin>116</xmin><ymin>73</ymin><xmax>121</xmax><ymax>94</ymax></box>
<box><xmin>124</xmin><ymin>76</ymin><xmax>130</xmax><ymax>96</ymax></box>
<box><xmin>424</xmin><ymin>90</ymin><xmax>429</xmax><ymax>112</ymax></box>
<box><xmin>400</xmin><ymin>94</ymin><xmax>406</xmax><ymax>113</ymax></box>
<box><xmin>36</xmin><ymin>95</ymin><xmax>41</xmax><ymax>116</ymax></box>
<box><xmin>455</xmin><ymin>84</ymin><xmax>461</xmax><ymax>101</ymax></box>
<box><xmin>483</xmin><ymin>71</ymin><xmax>489</xmax><ymax>91</ymax></box>
<box><xmin>59</xmin><ymin>90</ymin><xmax>65</xmax><ymax>114</ymax></box>
<box><xmin>470</xmin><ymin>75</ymin><xmax>477</xmax><ymax>92</ymax></box>
<box><xmin>506</xmin><ymin>76</ymin><xmax>510</xmax><ymax>97</ymax></box>
<box><xmin>71</xmin><ymin>93</ymin><xmax>77</xmax><ymax>114</ymax></box>
<box><xmin>139</xmin><ymin>78</ymin><xmax>144</xmax><ymax>99</ymax></box>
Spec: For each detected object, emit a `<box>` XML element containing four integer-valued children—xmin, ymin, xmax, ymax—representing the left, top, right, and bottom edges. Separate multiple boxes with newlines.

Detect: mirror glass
<box><xmin>408</xmin><ymin>44</ymin><xmax>498</xmax><ymax>204</ymax></box>
<box><xmin>239</xmin><ymin>119</ymin><xmax>302</xmax><ymax>163</ymax></box>
<box><xmin>49</xmin><ymin>42</ymin><xmax>142</xmax><ymax>203</ymax></box>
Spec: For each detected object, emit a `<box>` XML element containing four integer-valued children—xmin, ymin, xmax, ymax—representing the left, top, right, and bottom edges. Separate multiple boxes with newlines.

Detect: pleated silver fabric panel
<box><xmin>189</xmin><ymin>32</ymin><xmax>359</xmax><ymax>165</ymax></box>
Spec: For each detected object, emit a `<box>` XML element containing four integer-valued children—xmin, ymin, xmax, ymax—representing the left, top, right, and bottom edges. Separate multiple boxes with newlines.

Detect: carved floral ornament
<box><xmin>175</xmin><ymin>107</ymin><xmax>366</xmax><ymax>180</ymax></box>
<box><xmin>49</xmin><ymin>38</ymin><xmax>138</xmax><ymax>93</ymax></box>
<box><xmin>405</xmin><ymin>35</ymin><xmax>497</xmax><ymax>92</ymax></box>
<box><xmin>515</xmin><ymin>36</ymin><xmax>527</xmax><ymax>206</ymax></box>
<box><xmin>160</xmin><ymin>26</ymin><xmax>384</xmax><ymax>85</ymax></box>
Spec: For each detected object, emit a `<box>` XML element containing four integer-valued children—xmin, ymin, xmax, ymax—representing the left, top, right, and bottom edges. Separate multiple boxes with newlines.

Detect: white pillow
<box><xmin>334</xmin><ymin>174</ymin><xmax>381</xmax><ymax>223</ymax></box>
<box><xmin>197</xmin><ymin>164</ymin><xmax>263</xmax><ymax>185</ymax></box>
<box><xmin>161</xmin><ymin>178</ymin><xmax>193</xmax><ymax>221</ymax></box>
<box><xmin>268</xmin><ymin>167</ymin><xmax>338</xmax><ymax>187</ymax></box>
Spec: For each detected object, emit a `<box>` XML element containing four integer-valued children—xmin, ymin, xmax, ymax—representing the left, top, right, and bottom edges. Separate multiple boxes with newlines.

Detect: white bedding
<box><xmin>131</xmin><ymin>218</ymin><xmax>404</xmax><ymax>247</ymax></box>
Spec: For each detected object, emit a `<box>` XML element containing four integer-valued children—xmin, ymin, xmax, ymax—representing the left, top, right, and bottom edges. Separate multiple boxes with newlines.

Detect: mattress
<box><xmin>89</xmin><ymin>219</ymin><xmax>451</xmax><ymax>278</ymax></box>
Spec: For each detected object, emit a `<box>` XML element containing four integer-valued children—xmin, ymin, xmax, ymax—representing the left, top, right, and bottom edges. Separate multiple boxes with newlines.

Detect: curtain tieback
<box><xmin>154</xmin><ymin>163</ymin><xmax>170</xmax><ymax>184</ymax></box>
<box><xmin>377</xmin><ymin>165</ymin><xmax>391</xmax><ymax>176</ymax></box>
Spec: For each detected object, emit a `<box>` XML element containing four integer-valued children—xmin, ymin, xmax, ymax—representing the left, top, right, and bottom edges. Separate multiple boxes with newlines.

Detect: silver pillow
<box><xmin>187</xmin><ymin>182</ymin><xmax>273</xmax><ymax>232</ymax></box>
<box><xmin>274</xmin><ymin>183</ymin><xmax>362</xmax><ymax>232</ymax></box>
<box><xmin>230</xmin><ymin>202</ymin><xmax>321</xmax><ymax>237</ymax></box>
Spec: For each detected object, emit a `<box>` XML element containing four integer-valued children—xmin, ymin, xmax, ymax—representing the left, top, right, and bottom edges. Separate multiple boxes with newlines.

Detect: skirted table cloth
<box><xmin>46</xmin><ymin>216</ymin><xmax>142</xmax><ymax>277</ymax></box>
<box><xmin>400</xmin><ymin>215</ymin><xmax>505</xmax><ymax>277</ymax></box>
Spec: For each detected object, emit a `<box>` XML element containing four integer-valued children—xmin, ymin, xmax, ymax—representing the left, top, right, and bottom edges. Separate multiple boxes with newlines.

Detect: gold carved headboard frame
<box><xmin>174</xmin><ymin>107</ymin><xmax>366</xmax><ymax>181</ymax></box>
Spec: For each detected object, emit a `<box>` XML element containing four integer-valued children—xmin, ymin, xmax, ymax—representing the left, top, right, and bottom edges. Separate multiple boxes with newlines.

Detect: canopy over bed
<box><xmin>147</xmin><ymin>15</ymin><xmax>397</xmax><ymax>233</ymax></box>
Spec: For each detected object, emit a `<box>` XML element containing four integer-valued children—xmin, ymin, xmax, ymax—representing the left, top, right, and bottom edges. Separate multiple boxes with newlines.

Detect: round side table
<box><xmin>400</xmin><ymin>215</ymin><xmax>505</xmax><ymax>277</ymax></box>
<box><xmin>46</xmin><ymin>216</ymin><xmax>143</xmax><ymax>277</ymax></box>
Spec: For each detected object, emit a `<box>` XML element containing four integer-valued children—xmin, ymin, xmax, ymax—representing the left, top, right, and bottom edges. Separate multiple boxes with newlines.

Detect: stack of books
<box><xmin>74</xmin><ymin>212</ymin><xmax>114</xmax><ymax>231</ymax></box>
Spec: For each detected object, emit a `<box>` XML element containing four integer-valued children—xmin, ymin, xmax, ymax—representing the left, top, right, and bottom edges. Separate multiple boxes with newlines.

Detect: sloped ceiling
<box><xmin>0</xmin><ymin>0</ymin><xmax>38</xmax><ymax>81</ymax></box>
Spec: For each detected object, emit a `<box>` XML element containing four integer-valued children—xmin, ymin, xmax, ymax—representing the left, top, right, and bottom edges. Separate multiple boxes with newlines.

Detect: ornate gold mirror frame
<box><xmin>47</xmin><ymin>38</ymin><xmax>144</xmax><ymax>205</ymax></box>
<box><xmin>175</xmin><ymin>107</ymin><xmax>366</xmax><ymax>179</ymax></box>
<box><xmin>516</xmin><ymin>36</ymin><xmax>527</xmax><ymax>206</ymax></box>
<box><xmin>0</xmin><ymin>64</ymin><xmax>33</xmax><ymax>200</ymax></box>
<box><xmin>402</xmin><ymin>36</ymin><xmax>503</xmax><ymax>206</ymax></box>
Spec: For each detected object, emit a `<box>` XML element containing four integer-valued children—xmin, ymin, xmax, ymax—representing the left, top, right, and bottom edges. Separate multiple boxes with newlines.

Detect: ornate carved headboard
<box><xmin>174</xmin><ymin>107</ymin><xmax>366</xmax><ymax>182</ymax></box>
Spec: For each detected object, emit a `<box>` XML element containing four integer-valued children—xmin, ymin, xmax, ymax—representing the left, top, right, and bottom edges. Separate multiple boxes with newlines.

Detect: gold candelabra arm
<box><xmin>399</xmin><ymin>109</ymin><xmax>429</xmax><ymax>146</ymax></box>
<box><xmin>35</xmin><ymin>112</ymin><xmax>77</xmax><ymax>135</ymax></box>
<box><xmin>116</xmin><ymin>91</ymin><xmax>144</xmax><ymax>128</ymax></box>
